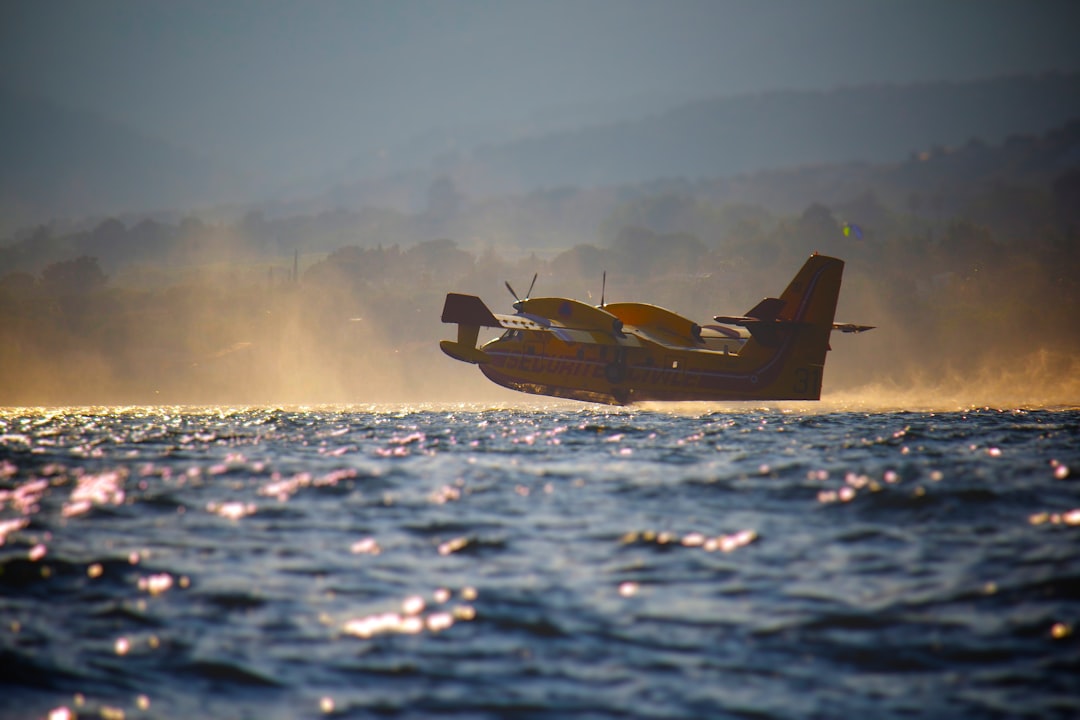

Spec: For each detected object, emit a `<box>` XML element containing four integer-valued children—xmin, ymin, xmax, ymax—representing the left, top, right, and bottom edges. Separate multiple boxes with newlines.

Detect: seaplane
<box><xmin>440</xmin><ymin>253</ymin><xmax>873</xmax><ymax>405</ymax></box>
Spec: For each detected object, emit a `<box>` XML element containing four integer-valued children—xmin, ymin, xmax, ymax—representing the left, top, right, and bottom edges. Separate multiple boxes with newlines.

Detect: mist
<box><xmin>1</xmin><ymin>2</ymin><xmax>1079</xmax><ymax>410</ymax></box>
<box><xmin>3</xmin><ymin>138</ymin><xmax>1079</xmax><ymax>410</ymax></box>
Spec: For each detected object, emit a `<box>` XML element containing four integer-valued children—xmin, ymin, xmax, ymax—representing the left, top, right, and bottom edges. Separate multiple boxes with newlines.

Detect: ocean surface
<box><xmin>1</xmin><ymin>404</ymin><xmax>1078</xmax><ymax>719</ymax></box>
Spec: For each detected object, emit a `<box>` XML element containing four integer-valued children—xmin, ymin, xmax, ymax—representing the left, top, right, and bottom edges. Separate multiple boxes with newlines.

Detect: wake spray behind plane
<box><xmin>440</xmin><ymin>253</ymin><xmax>873</xmax><ymax>405</ymax></box>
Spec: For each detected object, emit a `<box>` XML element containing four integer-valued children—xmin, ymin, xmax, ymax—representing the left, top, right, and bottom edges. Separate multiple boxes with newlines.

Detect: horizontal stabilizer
<box><xmin>714</xmin><ymin>318</ymin><xmax>874</xmax><ymax>334</ymax></box>
<box><xmin>832</xmin><ymin>323</ymin><xmax>875</xmax><ymax>333</ymax></box>
<box><xmin>441</xmin><ymin>293</ymin><xmax>500</xmax><ymax>327</ymax></box>
<box><xmin>712</xmin><ymin>315</ymin><xmax>763</xmax><ymax>327</ymax></box>
<box><xmin>747</xmin><ymin>297</ymin><xmax>784</xmax><ymax>321</ymax></box>
<box><xmin>713</xmin><ymin>297</ymin><xmax>785</xmax><ymax>327</ymax></box>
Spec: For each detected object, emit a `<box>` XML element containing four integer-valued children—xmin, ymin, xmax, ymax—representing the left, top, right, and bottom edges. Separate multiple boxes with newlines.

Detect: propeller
<box><xmin>505</xmin><ymin>273</ymin><xmax>538</xmax><ymax>304</ymax></box>
<box><xmin>600</xmin><ymin>271</ymin><xmax>606</xmax><ymax>308</ymax></box>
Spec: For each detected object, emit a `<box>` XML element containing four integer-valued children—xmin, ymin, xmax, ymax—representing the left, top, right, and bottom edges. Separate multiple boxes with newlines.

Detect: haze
<box><xmin>4</xmin><ymin>0</ymin><xmax>1077</xmax><ymax>187</ymax></box>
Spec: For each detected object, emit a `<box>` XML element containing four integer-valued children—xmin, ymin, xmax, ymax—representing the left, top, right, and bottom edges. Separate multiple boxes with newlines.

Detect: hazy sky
<box><xmin>3</xmin><ymin>0</ymin><xmax>1078</xmax><ymax>181</ymax></box>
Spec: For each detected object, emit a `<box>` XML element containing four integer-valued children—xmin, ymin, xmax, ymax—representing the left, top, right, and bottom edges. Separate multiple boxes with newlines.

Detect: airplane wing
<box><xmin>492</xmin><ymin>312</ymin><xmax>551</xmax><ymax>332</ymax></box>
<box><xmin>700</xmin><ymin>324</ymin><xmax>745</xmax><ymax>339</ymax></box>
<box><xmin>492</xmin><ymin>312</ymin><xmax>598</xmax><ymax>343</ymax></box>
<box><xmin>442</xmin><ymin>294</ymin><xmax>629</xmax><ymax>345</ymax></box>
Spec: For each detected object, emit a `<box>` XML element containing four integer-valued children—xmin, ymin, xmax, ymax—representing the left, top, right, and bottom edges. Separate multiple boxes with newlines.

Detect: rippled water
<box><xmin>1</xmin><ymin>404</ymin><xmax>1078</xmax><ymax>719</ymax></box>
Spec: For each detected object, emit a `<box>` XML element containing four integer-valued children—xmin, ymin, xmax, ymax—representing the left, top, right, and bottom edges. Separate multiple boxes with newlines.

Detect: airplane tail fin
<box><xmin>439</xmin><ymin>293</ymin><xmax>498</xmax><ymax>364</ymax></box>
<box><xmin>728</xmin><ymin>254</ymin><xmax>845</xmax><ymax>399</ymax></box>
<box><xmin>774</xmin><ymin>253</ymin><xmax>844</xmax><ymax>328</ymax></box>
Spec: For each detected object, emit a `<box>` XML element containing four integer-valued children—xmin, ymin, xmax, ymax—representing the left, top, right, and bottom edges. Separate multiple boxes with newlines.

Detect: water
<box><xmin>1</xmin><ymin>404</ymin><xmax>1078</xmax><ymax>719</ymax></box>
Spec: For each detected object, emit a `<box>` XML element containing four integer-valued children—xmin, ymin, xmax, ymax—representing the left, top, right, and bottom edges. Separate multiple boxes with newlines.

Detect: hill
<box><xmin>3</xmin><ymin>73</ymin><xmax>1079</xmax><ymax>248</ymax></box>
<box><xmin>0</xmin><ymin>84</ymin><xmax>246</xmax><ymax>235</ymax></box>
<box><xmin>426</xmin><ymin>73</ymin><xmax>1080</xmax><ymax>195</ymax></box>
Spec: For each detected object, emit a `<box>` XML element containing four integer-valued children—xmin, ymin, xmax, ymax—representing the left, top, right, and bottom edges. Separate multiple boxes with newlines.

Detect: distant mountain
<box><xmin>0</xmin><ymin>84</ymin><xmax>247</xmax><ymax>235</ymax></box>
<box><xmin>440</xmin><ymin>73</ymin><xmax>1080</xmax><ymax>194</ymax></box>
<box><xmin>5</xmin><ymin>73</ymin><xmax>1079</xmax><ymax>239</ymax></box>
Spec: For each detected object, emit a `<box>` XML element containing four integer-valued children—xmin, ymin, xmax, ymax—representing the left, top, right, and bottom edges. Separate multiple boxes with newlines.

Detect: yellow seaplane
<box><xmin>440</xmin><ymin>253</ymin><xmax>873</xmax><ymax>405</ymax></box>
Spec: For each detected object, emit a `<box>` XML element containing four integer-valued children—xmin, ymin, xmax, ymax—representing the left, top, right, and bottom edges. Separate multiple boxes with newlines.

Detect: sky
<box><xmin>2</xmin><ymin>0</ymin><xmax>1079</xmax><ymax>183</ymax></box>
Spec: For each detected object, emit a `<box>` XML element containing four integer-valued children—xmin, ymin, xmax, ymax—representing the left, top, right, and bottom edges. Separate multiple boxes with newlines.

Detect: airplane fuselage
<box><xmin>440</xmin><ymin>254</ymin><xmax>867</xmax><ymax>406</ymax></box>
<box><xmin>478</xmin><ymin>324</ymin><xmax>820</xmax><ymax>405</ymax></box>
